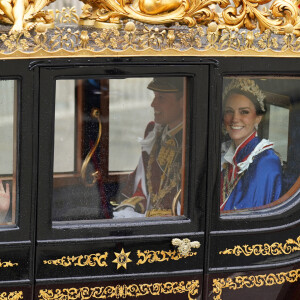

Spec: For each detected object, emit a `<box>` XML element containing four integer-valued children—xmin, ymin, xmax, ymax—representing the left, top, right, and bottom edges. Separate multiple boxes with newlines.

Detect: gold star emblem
<box><xmin>112</xmin><ymin>248</ymin><xmax>132</xmax><ymax>269</ymax></box>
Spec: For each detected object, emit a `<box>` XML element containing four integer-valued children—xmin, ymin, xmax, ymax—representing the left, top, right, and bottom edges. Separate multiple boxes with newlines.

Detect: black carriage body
<box><xmin>0</xmin><ymin>56</ymin><xmax>299</xmax><ymax>300</ymax></box>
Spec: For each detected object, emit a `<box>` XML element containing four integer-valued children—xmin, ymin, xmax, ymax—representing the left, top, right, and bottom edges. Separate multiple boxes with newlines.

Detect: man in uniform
<box><xmin>114</xmin><ymin>77</ymin><xmax>184</xmax><ymax>218</ymax></box>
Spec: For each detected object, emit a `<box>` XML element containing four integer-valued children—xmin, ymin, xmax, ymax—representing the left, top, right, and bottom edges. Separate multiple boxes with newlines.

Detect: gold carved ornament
<box><xmin>172</xmin><ymin>238</ymin><xmax>200</xmax><ymax>257</ymax></box>
<box><xmin>80</xmin><ymin>108</ymin><xmax>102</xmax><ymax>187</ymax></box>
<box><xmin>0</xmin><ymin>0</ymin><xmax>55</xmax><ymax>33</ymax></box>
<box><xmin>43</xmin><ymin>252</ymin><xmax>108</xmax><ymax>267</ymax></box>
<box><xmin>219</xmin><ymin>234</ymin><xmax>300</xmax><ymax>256</ymax></box>
<box><xmin>0</xmin><ymin>291</ymin><xmax>23</xmax><ymax>300</ymax></box>
<box><xmin>38</xmin><ymin>280</ymin><xmax>200</xmax><ymax>300</ymax></box>
<box><xmin>213</xmin><ymin>268</ymin><xmax>300</xmax><ymax>300</ymax></box>
<box><xmin>79</xmin><ymin>0</ymin><xmax>300</xmax><ymax>36</ymax></box>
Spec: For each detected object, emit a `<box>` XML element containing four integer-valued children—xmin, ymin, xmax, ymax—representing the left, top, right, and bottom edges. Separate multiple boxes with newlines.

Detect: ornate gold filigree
<box><xmin>0</xmin><ymin>259</ymin><xmax>18</xmax><ymax>267</ymax></box>
<box><xmin>0</xmin><ymin>291</ymin><xmax>23</xmax><ymax>300</ymax></box>
<box><xmin>219</xmin><ymin>235</ymin><xmax>300</xmax><ymax>256</ymax></box>
<box><xmin>43</xmin><ymin>252</ymin><xmax>108</xmax><ymax>267</ymax></box>
<box><xmin>1</xmin><ymin>21</ymin><xmax>300</xmax><ymax>57</ymax></box>
<box><xmin>55</xmin><ymin>6</ymin><xmax>79</xmax><ymax>24</ymax></box>
<box><xmin>172</xmin><ymin>238</ymin><xmax>201</xmax><ymax>257</ymax></box>
<box><xmin>77</xmin><ymin>0</ymin><xmax>300</xmax><ymax>36</ymax></box>
<box><xmin>213</xmin><ymin>268</ymin><xmax>300</xmax><ymax>300</ymax></box>
<box><xmin>136</xmin><ymin>249</ymin><xmax>198</xmax><ymax>264</ymax></box>
<box><xmin>38</xmin><ymin>280</ymin><xmax>200</xmax><ymax>300</ymax></box>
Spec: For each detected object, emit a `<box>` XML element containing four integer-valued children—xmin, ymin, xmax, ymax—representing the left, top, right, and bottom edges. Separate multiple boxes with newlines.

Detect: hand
<box><xmin>0</xmin><ymin>180</ymin><xmax>10</xmax><ymax>223</ymax></box>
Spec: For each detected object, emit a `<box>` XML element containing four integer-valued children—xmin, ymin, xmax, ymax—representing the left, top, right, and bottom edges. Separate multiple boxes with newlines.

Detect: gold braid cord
<box><xmin>213</xmin><ymin>268</ymin><xmax>300</xmax><ymax>300</ymax></box>
<box><xmin>219</xmin><ymin>235</ymin><xmax>300</xmax><ymax>256</ymax></box>
<box><xmin>38</xmin><ymin>280</ymin><xmax>200</xmax><ymax>300</ymax></box>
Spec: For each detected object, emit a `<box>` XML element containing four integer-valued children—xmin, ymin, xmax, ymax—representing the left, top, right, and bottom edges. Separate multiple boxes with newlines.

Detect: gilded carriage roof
<box><xmin>0</xmin><ymin>0</ymin><xmax>300</xmax><ymax>58</ymax></box>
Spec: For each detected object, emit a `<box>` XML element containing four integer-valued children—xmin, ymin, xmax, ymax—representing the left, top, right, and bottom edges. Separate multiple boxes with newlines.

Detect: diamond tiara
<box><xmin>223</xmin><ymin>79</ymin><xmax>266</xmax><ymax>112</ymax></box>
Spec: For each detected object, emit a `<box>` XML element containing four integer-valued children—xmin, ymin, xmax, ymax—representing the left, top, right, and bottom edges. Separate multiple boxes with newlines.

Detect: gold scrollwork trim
<box><xmin>38</xmin><ymin>280</ymin><xmax>200</xmax><ymax>300</ymax></box>
<box><xmin>43</xmin><ymin>252</ymin><xmax>108</xmax><ymax>267</ymax></box>
<box><xmin>0</xmin><ymin>259</ymin><xmax>18</xmax><ymax>267</ymax></box>
<box><xmin>136</xmin><ymin>249</ymin><xmax>198</xmax><ymax>265</ymax></box>
<box><xmin>1</xmin><ymin>23</ymin><xmax>300</xmax><ymax>58</ymax></box>
<box><xmin>213</xmin><ymin>268</ymin><xmax>300</xmax><ymax>300</ymax></box>
<box><xmin>219</xmin><ymin>235</ymin><xmax>300</xmax><ymax>256</ymax></box>
<box><xmin>0</xmin><ymin>291</ymin><xmax>23</xmax><ymax>300</ymax></box>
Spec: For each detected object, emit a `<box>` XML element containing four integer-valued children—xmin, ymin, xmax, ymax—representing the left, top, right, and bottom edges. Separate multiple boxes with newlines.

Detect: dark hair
<box><xmin>224</xmin><ymin>89</ymin><xmax>267</xmax><ymax>116</ymax></box>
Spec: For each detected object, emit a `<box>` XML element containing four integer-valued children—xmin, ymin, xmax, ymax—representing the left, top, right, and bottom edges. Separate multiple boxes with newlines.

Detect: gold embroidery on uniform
<box><xmin>219</xmin><ymin>235</ymin><xmax>300</xmax><ymax>256</ymax></box>
<box><xmin>146</xmin><ymin>130</ymin><xmax>181</xmax><ymax>215</ymax></box>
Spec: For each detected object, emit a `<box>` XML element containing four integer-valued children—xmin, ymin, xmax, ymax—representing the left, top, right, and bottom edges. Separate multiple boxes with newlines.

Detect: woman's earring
<box><xmin>254</xmin><ymin>124</ymin><xmax>258</xmax><ymax>130</ymax></box>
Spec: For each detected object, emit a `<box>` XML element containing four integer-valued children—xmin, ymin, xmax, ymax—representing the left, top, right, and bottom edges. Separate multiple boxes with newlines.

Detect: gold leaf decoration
<box><xmin>38</xmin><ymin>280</ymin><xmax>200</xmax><ymax>300</ymax></box>
<box><xmin>213</xmin><ymin>268</ymin><xmax>300</xmax><ymax>300</ymax></box>
<box><xmin>0</xmin><ymin>291</ymin><xmax>23</xmax><ymax>300</ymax></box>
<box><xmin>0</xmin><ymin>259</ymin><xmax>18</xmax><ymax>267</ymax></box>
<box><xmin>43</xmin><ymin>252</ymin><xmax>108</xmax><ymax>267</ymax></box>
<box><xmin>55</xmin><ymin>7</ymin><xmax>79</xmax><ymax>24</ymax></box>
<box><xmin>136</xmin><ymin>249</ymin><xmax>198</xmax><ymax>265</ymax></box>
<box><xmin>77</xmin><ymin>0</ymin><xmax>300</xmax><ymax>36</ymax></box>
<box><xmin>1</xmin><ymin>20</ymin><xmax>300</xmax><ymax>57</ymax></box>
<box><xmin>219</xmin><ymin>235</ymin><xmax>300</xmax><ymax>256</ymax></box>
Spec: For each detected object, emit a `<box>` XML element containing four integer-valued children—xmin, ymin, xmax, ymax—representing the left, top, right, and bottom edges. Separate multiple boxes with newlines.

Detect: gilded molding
<box><xmin>43</xmin><ymin>252</ymin><xmax>108</xmax><ymax>267</ymax></box>
<box><xmin>213</xmin><ymin>268</ymin><xmax>300</xmax><ymax>300</ymax></box>
<box><xmin>38</xmin><ymin>280</ymin><xmax>200</xmax><ymax>300</ymax></box>
<box><xmin>0</xmin><ymin>4</ymin><xmax>300</xmax><ymax>58</ymax></box>
<box><xmin>219</xmin><ymin>235</ymin><xmax>300</xmax><ymax>256</ymax></box>
<box><xmin>0</xmin><ymin>291</ymin><xmax>23</xmax><ymax>300</ymax></box>
<box><xmin>136</xmin><ymin>249</ymin><xmax>197</xmax><ymax>265</ymax></box>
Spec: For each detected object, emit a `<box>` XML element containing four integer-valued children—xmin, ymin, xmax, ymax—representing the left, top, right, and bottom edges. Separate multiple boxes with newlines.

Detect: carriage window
<box><xmin>221</xmin><ymin>77</ymin><xmax>299</xmax><ymax>213</ymax></box>
<box><xmin>53</xmin><ymin>77</ymin><xmax>186</xmax><ymax>222</ymax></box>
<box><xmin>0</xmin><ymin>80</ymin><xmax>17</xmax><ymax>225</ymax></box>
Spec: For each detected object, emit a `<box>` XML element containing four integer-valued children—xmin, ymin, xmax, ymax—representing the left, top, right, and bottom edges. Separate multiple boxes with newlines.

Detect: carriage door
<box><xmin>0</xmin><ymin>61</ymin><xmax>35</xmax><ymax>298</ymax></box>
<box><xmin>34</xmin><ymin>60</ymin><xmax>209</xmax><ymax>299</ymax></box>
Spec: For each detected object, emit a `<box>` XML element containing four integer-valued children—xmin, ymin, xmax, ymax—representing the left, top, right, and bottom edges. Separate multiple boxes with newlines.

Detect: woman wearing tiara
<box><xmin>220</xmin><ymin>79</ymin><xmax>282</xmax><ymax>212</ymax></box>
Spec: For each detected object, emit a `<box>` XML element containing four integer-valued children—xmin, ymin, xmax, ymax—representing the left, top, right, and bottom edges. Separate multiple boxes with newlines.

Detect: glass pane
<box><xmin>54</xmin><ymin>80</ymin><xmax>75</xmax><ymax>173</ymax></box>
<box><xmin>53</xmin><ymin>77</ymin><xmax>186</xmax><ymax>222</ymax></box>
<box><xmin>0</xmin><ymin>80</ymin><xmax>17</xmax><ymax>225</ymax></box>
<box><xmin>221</xmin><ymin>77</ymin><xmax>300</xmax><ymax>213</ymax></box>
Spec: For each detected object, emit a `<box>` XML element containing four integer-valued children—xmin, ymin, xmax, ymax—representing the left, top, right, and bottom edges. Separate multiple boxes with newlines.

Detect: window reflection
<box><xmin>221</xmin><ymin>77</ymin><xmax>300</xmax><ymax>213</ymax></box>
<box><xmin>0</xmin><ymin>80</ymin><xmax>17</xmax><ymax>225</ymax></box>
<box><xmin>53</xmin><ymin>77</ymin><xmax>186</xmax><ymax>221</ymax></box>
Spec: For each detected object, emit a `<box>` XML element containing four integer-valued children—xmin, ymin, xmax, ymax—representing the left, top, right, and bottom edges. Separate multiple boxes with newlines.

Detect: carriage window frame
<box><xmin>0</xmin><ymin>78</ymin><xmax>19</xmax><ymax>226</ymax></box>
<box><xmin>219</xmin><ymin>75</ymin><xmax>300</xmax><ymax>219</ymax></box>
<box><xmin>36</xmin><ymin>62</ymin><xmax>209</xmax><ymax>241</ymax></box>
